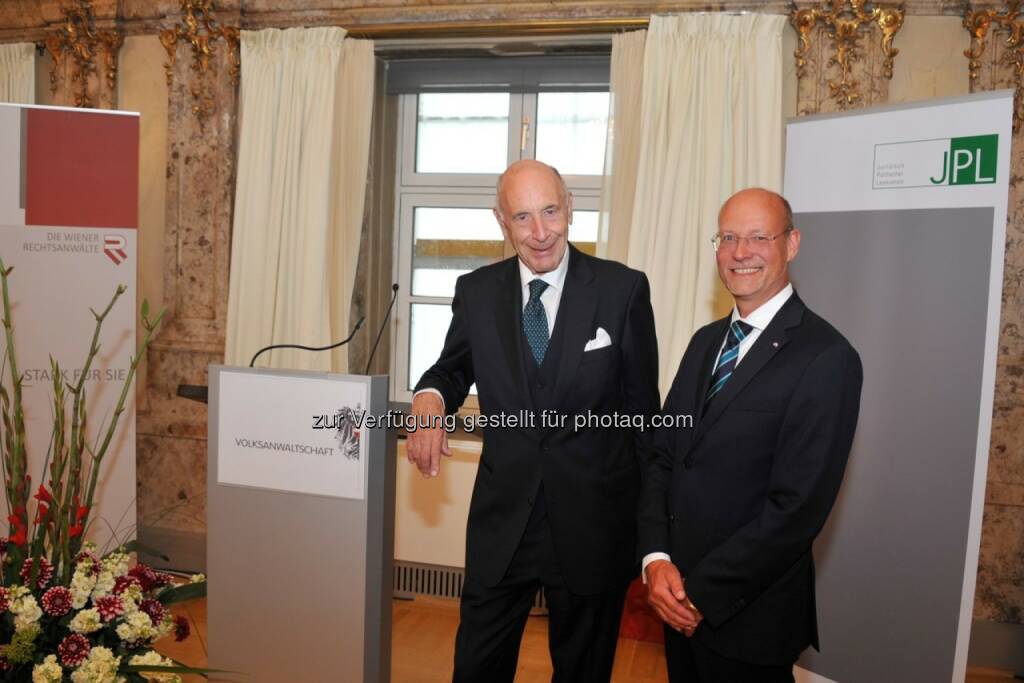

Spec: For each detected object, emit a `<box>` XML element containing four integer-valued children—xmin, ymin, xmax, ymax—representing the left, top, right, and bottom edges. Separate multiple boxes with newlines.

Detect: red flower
<box><xmin>8</xmin><ymin>527</ymin><xmax>26</xmax><ymax>547</ymax></box>
<box><xmin>68</xmin><ymin>523</ymin><xmax>83</xmax><ymax>538</ymax></box>
<box><xmin>113</xmin><ymin>575</ymin><xmax>142</xmax><ymax>595</ymax></box>
<box><xmin>95</xmin><ymin>595</ymin><xmax>124</xmax><ymax>622</ymax></box>
<box><xmin>128</xmin><ymin>564</ymin><xmax>159</xmax><ymax>591</ymax></box>
<box><xmin>33</xmin><ymin>485</ymin><xmax>53</xmax><ymax>504</ymax></box>
<box><xmin>173</xmin><ymin>614</ymin><xmax>191</xmax><ymax>642</ymax></box>
<box><xmin>58</xmin><ymin>633</ymin><xmax>91</xmax><ymax>667</ymax></box>
<box><xmin>139</xmin><ymin>598</ymin><xmax>166</xmax><ymax>625</ymax></box>
<box><xmin>74</xmin><ymin>550</ymin><xmax>101</xmax><ymax>574</ymax></box>
<box><xmin>8</xmin><ymin>509</ymin><xmax>28</xmax><ymax>546</ymax></box>
<box><xmin>33</xmin><ymin>503</ymin><xmax>49</xmax><ymax>525</ymax></box>
<box><xmin>75</xmin><ymin>505</ymin><xmax>89</xmax><ymax>523</ymax></box>
<box><xmin>20</xmin><ymin>557</ymin><xmax>54</xmax><ymax>589</ymax></box>
<box><xmin>41</xmin><ymin>586</ymin><xmax>73</xmax><ymax>616</ymax></box>
<box><xmin>0</xmin><ymin>586</ymin><xmax>10</xmax><ymax>612</ymax></box>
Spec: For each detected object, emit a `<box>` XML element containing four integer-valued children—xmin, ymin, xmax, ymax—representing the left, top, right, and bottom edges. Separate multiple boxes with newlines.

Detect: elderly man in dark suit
<box><xmin>640</xmin><ymin>188</ymin><xmax>863</xmax><ymax>683</ymax></box>
<box><xmin>408</xmin><ymin>159</ymin><xmax>660</xmax><ymax>682</ymax></box>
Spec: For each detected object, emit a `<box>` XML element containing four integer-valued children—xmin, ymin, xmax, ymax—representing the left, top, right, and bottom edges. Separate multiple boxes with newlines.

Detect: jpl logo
<box><xmin>103</xmin><ymin>235</ymin><xmax>127</xmax><ymax>265</ymax></box>
<box><xmin>929</xmin><ymin>135</ymin><xmax>997</xmax><ymax>186</ymax></box>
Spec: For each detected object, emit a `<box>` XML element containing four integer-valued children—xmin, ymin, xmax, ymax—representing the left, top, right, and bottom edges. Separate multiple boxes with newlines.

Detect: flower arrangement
<box><xmin>0</xmin><ymin>260</ymin><xmax>208</xmax><ymax>682</ymax></box>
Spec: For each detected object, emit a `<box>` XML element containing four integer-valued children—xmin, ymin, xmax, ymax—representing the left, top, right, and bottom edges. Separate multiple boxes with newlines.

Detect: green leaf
<box><xmin>121</xmin><ymin>663</ymin><xmax>225</xmax><ymax>678</ymax></box>
<box><xmin>105</xmin><ymin>539</ymin><xmax>170</xmax><ymax>562</ymax></box>
<box><xmin>157</xmin><ymin>580</ymin><xmax>207</xmax><ymax>605</ymax></box>
<box><xmin>141</xmin><ymin>299</ymin><xmax>149</xmax><ymax>319</ymax></box>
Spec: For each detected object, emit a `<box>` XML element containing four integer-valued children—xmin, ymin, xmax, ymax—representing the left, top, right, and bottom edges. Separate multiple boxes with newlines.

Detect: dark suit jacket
<box><xmin>416</xmin><ymin>245</ymin><xmax>660</xmax><ymax>595</ymax></box>
<box><xmin>638</xmin><ymin>292</ymin><xmax>862</xmax><ymax>665</ymax></box>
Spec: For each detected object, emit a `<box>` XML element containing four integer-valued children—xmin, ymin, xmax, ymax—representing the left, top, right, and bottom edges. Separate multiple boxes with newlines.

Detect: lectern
<box><xmin>207</xmin><ymin>365</ymin><xmax>395</xmax><ymax>682</ymax></box>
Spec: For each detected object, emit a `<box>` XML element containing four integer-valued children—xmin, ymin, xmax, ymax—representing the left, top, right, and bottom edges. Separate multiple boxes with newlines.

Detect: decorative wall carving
<box><xmin>791</xmin><ymin>0</ymin><xmax>905</xmax><ymax>114</ymax></box>
<box><xmin>159</xmin><ymin>0</ymin><xmax>239</xmax><ymax>124</ymax></box>
<box><xmin>964</xmin><ymin>1</ymin><xmax>1024</xmax><ymax>131</ymax></box>
<box><xmin>43</xmin><ymin>0</ymin><xmax>122</xmax><ymax>108</ymax></box>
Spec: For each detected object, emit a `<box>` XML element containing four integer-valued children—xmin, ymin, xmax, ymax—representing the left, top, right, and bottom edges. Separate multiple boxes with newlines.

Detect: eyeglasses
<box><xmin>711</xmin><ymin>229</ymin><xmax>792</xmax><ymax>252</ymax></box>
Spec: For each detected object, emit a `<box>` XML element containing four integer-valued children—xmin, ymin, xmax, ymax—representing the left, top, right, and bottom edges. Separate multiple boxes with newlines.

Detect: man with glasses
<box><xmin>639</xmin><ymin>188</ymin><xmax>863</xmax><ymax>682</ymax></box>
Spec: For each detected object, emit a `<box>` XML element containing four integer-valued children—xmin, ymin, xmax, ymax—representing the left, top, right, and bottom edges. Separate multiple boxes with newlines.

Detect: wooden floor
<box><xmin>156</xmin><ymin>596</ymin><xmax>1017</xmax><ymax>682</ymax></box>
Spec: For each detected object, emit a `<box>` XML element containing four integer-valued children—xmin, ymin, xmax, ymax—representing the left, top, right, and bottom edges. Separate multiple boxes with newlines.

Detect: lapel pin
<box><xmin>772</xmin><ymin>341</ymin><xmax>779</xmax><ymax>348</ymax></box>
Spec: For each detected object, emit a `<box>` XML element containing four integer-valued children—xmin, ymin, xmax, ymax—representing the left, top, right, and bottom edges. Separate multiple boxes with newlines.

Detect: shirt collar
<box><xmin>518</xmin><ymin>244</ymin><xmax>570</xmax><ymax>294</ymax></box>
<box><xmin>730</xmin><ymin>283</ymin><xmax>794</xmax><ymax>331</ymax></box>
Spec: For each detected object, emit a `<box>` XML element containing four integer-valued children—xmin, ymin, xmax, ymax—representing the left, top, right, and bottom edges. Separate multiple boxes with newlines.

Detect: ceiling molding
<box><xmin>0</xmin><ymin>0</ymin><xmax>971</xmax><ymax>44</ymax></box>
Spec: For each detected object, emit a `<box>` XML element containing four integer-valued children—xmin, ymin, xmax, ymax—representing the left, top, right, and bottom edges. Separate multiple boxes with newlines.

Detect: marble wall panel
<box><xmin>961</xmin><ymin>3</ymin><xmax>1024</xmax><ymax>627</ymax></box>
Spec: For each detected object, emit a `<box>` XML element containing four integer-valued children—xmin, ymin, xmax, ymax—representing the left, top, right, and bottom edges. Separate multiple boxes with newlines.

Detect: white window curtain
<box><xmin>599</xmin><ymin>14</ymin><xmax>786</xmax><ymax>394</ymax></box>
<box><xmin>225</xmin><ymin>27</ymin><xmax>375</xmax><ymax>371</ymax></box>
<box><xmin>0</xmin><ymin>43</ymin><xmax>35</xmax><ymax>104</ymax></box>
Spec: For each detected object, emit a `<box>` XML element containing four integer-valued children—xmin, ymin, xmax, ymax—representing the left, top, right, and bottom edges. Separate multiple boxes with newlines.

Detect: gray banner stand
<box><xmin>207</xmin><ymin>365</ymin><xmax>395</xmax><ymax>682</ymax></box>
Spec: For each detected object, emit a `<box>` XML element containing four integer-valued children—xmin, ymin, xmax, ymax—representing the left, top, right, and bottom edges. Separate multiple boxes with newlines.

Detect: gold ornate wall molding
<box><xmin>159</xmin><ymin>0</ymin><xmax>240</xmax><ymax>124</ymax></box>
<box><xmin>791</xmin><ymin>0</ymin><xmax>905</xmax><ymax>112</ymax></box>
<box><xmin>964</xmin><ymin>1</ymin><xmax>1024</xmax><ymax>131</ymax></box>
<box><xmin>43</xmin><ymin>0</ymin><xmax>122</xmax><ymax>109</ymax></box>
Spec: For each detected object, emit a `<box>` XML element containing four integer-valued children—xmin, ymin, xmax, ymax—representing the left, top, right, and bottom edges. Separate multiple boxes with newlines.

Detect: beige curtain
<box><xmin>598</xmin><ymin>30</ymin><xmax>646</xmax><ymax>263</ymax></box>
<box><xmin>0</xmin><ymin>43</ymin><xmax>35</xmax><ymax>104</ymax></box>
<box><xmin>225</xmin><ymin>27</ymin><xmax>375</xmax><ymax>371</ymax></box>
<box><xmin>600</xmin><ymin>14</ymin><xmax>785</xmax><ymax>393</ymax></box>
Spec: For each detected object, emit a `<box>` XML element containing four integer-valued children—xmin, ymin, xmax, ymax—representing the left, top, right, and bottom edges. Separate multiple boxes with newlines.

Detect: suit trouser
<box><xmin>663</xmin><ymin>626</ymin><xmax>796</xmax><ymax>683</ymax></box>
<box><xmin>453</xmin><ymin>489</ymin><xmax>629</xmax><ymax>683</ymax></box>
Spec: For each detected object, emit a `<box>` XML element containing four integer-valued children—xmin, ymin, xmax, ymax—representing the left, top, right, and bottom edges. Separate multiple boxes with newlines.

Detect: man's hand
<box><xmin>645</xmin><ymin>559</ymin><xmax>702</xmax><ymax>634</ymax></box>
<box><xmin>407</xmin><ymin>392</ymin><xmax>451</xmax><ymax>478</ymax></box>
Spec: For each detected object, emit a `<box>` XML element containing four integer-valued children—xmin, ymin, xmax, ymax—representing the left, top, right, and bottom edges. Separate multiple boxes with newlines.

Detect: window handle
<box><xmin>520</xmin><ymin>116</ymin><xmax>530</xmax><ymax>152</ymax></box>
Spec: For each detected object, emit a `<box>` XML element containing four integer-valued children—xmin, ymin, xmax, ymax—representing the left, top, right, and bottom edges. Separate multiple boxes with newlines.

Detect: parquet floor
<box><xmin>156</xmin><ymin>597</ymin><xmax>1017</xmax><ymax>682</ymax></box>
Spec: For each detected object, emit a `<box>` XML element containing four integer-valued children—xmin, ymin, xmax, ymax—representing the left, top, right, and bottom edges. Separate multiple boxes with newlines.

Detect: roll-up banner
<box><xmin>784</xmin><ymin>91</ymin><xmax>1012</xmax><ymax>683</ymax></box>
<box><xmin>0</xmin><ymin>103</ymin><xmax>139</xmax><ymax>555</ymax></box>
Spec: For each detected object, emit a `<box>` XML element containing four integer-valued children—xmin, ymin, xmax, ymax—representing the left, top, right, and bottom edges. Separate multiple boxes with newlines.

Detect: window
<box><xmin>390</xmin><ymin>56</ymin><xmax>610</xmax><ymax>405</ymax></box>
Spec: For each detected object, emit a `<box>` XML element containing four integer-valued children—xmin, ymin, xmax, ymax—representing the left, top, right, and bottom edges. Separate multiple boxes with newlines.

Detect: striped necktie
<box><xmin>705</xmin><ymin>320</ymin><xmax>754</xmax><ymax>405</ymax></box>
<box><xmin>523</xmin><ymin>279</ymin><xmax>550</xmax><ymax>365</ymax></box>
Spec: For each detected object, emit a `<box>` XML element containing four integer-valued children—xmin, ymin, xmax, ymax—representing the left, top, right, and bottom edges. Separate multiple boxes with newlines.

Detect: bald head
<box><xmin>495</xmin><ymin>160</ymin><xmax>569</xmax><ymax>220</ymax></box>
<box><xmin>718</xmin><ymin>188</ymin><xmax>793</xmax><ymax>234</ymax></box>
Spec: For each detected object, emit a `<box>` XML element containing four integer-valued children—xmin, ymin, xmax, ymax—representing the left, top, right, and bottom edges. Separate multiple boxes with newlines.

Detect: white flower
<box><xmin>128</xmin><ymin>651</ymin><xmax>182</xmax><ymax>683</ymax></box>
<box><xmin>189</xmin><ymin>573</ymin><xmax>205</xmax><ymax>584</ymax></box>
<box><xmin>91</xmin><ymin>571</ymin><xmax>116</xmax><ymax>600</ymax></box>
<box><xmin>101</xmin><ymin>551</ymin><xmax>130</xmax><ymax>578</ymax></box>
<box><xmin>116</xmin><ymin>609</ymin><xmax>157</xmax><ymax>643</ymax></box>
<box><xmin>69</xmin><ymin>646</ymin><xmax>124</xmax><ymax>683</ymax></box>
<box><xmin>69</xmin><ymin>608</ymin><xmax>103</xmax><ymax>634</ymax></box>
<box><xmin>9</xmin><ymin>585</ymin><xmax>43</xmax><ymax>631</ymax></box>
<box><xmin>31</xmin><ymin>655</ymin><xmax>62</xmax><ymax>683</ymax></box>
<box><xmin>120</xmin><ymin>583</ymin><xmax>143</xmax><ymax>609</ymax></box>
<box><xmin>71</xmin><ymin>565</ymin><xmax>98</xmax><ymax>609</ymax></box>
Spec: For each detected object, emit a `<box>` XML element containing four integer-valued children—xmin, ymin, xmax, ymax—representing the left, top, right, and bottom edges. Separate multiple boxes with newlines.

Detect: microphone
<box><xmin>249</xmin><ymin>316</ymin><xmax>366</xmax><ymax>368</ymax></box>
<box><xmin>365</xmin><ymin>283</ymin><xmax>400</xmax><ymax>375</ymax></box>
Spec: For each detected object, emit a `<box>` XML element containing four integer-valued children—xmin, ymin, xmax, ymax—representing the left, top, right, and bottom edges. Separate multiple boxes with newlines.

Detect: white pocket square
<box><xmin>584</xmin><ymin>327</ymin><xmax>612</xmax><ymax>352</ymax></box>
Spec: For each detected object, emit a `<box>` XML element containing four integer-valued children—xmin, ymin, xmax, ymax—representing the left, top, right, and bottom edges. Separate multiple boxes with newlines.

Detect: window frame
<box><xmin>391</xmin><ymin>90</ymin><xmax>606</xmax><ymax>406</ymax></box>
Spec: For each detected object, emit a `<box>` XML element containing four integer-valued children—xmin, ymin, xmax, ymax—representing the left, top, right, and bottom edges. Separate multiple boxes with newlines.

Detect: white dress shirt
<box><xmin>415</xmin><ymin>247</ymin><xmax>571</xmax><ymax>409</ymax></box>
<box><xmin>641</xmin><ymin>283</ymin><xmax>795</xmax><ymax>581</ymax></box>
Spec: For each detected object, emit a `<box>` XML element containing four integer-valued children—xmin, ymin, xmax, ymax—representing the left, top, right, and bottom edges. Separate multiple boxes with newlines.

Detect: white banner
<box><xmin>217</xmin><ymin>369</ymin><xmax>368</xmax><ymax>500</ymax></box>
<box><xmin>0</xmin><ymin>103</ymin><xmax>139</xmax><ymax>554</ymax></box>
<box><xmin>785</xmin><ymin>92</ymin><xmax>1012</xmax><ymax>683</ymax></box>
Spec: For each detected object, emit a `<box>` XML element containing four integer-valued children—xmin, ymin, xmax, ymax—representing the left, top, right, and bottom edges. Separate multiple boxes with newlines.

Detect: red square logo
<box><xmin>25</xmin><ymin>109</ymin><xmax>138</xmax><ymax>229</ymax></box>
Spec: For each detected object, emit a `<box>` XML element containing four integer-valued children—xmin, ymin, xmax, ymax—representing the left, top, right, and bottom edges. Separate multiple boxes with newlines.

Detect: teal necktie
<box><xmin>705</xmin><ymin>320</ymin><xmax>754</xmax><ymax>405</ymax></box>
<box><xmin>523</xmin><ymin>279</ymin><xmax>550</xmax><ymax>365</ymax></box>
